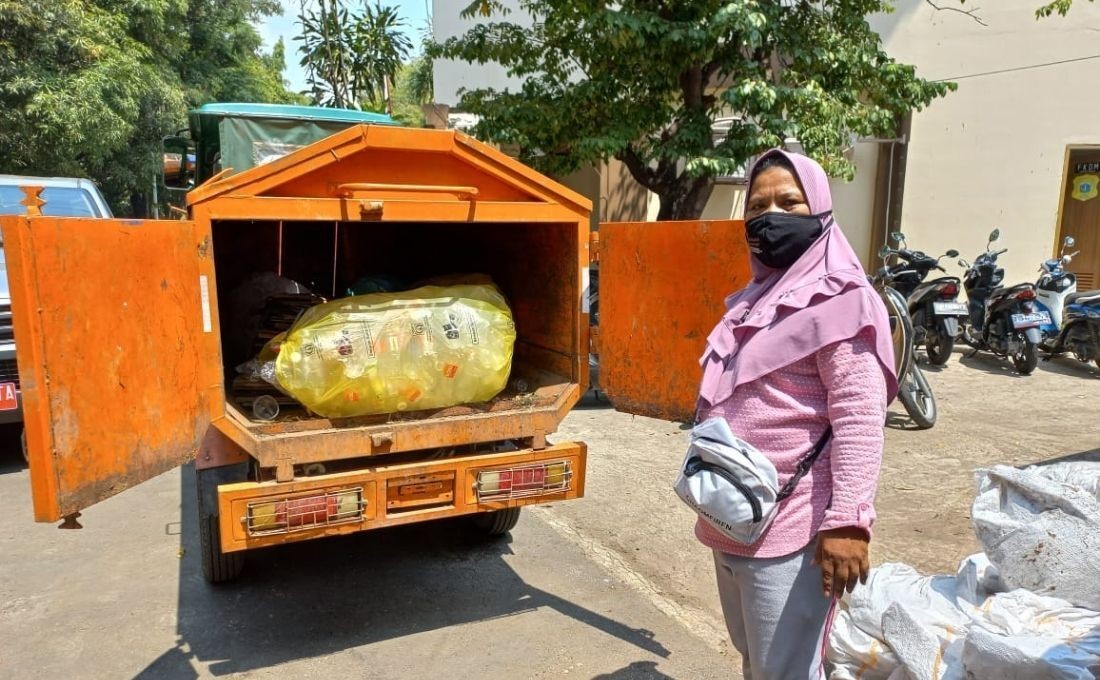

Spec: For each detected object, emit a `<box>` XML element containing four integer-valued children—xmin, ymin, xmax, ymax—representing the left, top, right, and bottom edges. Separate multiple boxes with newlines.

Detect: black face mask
<box><xmin>745</xmin><ymin>211</ymin><xmax>828</xmax><ymax>269</ymax></box>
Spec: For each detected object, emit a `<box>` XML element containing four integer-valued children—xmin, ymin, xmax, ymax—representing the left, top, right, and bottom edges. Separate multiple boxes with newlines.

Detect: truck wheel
<box><xmin>199</xmin><ymin>512</ymin><xmax>243</xmax><ymax>584</ymax></box>
<box><xmin>471</xmin><ymin>507</ymin><xmax>521</xmax><ymax>536</ymax></box>
<box><xmin>196</xmin><ymin>464</ymin><xmax>248</xmax><ymax>584</ymax></box>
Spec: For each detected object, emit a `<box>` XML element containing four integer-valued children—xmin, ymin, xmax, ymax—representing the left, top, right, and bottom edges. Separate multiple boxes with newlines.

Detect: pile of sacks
<box><xmin>829</xmin><ymin>461</ymin><xmax>1100</xmax><ymax>679</ymax></box>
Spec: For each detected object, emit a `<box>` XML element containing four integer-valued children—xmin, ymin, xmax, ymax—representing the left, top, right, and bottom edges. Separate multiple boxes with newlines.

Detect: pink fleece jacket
<box><xmin>695</xmin><ymin>328</ymin><xmax>888</xmax><ymax>558</ymax></box>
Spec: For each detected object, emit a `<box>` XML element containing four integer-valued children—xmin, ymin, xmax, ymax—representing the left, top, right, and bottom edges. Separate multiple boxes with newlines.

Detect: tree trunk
<box><xmin>655</xmin><ymin>176</ymin><xmax>716</xmax><ymax>221</ymax></box>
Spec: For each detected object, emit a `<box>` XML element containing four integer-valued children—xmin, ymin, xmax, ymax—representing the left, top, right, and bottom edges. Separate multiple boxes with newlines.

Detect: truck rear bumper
<box><xmin>216</xmin><ymin>441</ymin><xmax>586</xmax><ymax>553</ymax></box>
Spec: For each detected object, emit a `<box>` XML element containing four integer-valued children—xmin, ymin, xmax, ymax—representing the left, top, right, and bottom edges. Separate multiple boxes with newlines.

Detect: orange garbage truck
<box><xmin>1</xmin><ymin>118</ymin><xmax>751</xmax><ymax>583</ymax></box>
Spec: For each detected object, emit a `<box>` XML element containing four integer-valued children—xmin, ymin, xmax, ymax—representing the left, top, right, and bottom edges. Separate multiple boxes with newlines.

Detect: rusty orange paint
<box><xmin>0</xmin><ymin>216</ymin><xmax>225</xmax><ymax>521</ymax></box>
<box><xmin>3</xmin><ymin>125</ymin><xmax>595</xmax><ymax>524</ymax></box>
<box><xmin>19</xmin><ymin>186</ymin><xmax>45</xmax><ymax>216</ymax></box>
<box><xmin>216</xmin><ymin>441</ymin><xmax>586</xmax><ymax>553</ymax></box>
<box><xmin>596</xmin><ymin>219</ymin><xmax>752</xmax><ymax>422</ymax></box>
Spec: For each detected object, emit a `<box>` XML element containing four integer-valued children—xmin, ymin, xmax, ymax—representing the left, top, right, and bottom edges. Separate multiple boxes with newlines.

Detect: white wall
<box><xmin>870</xmin><ymin>0</ymin><xmax>1100</xmax><ymax>285</ymax></box>
<box><xmin>831</xmin><ymin>144</ymin><xmax>881</xmax><ymax>270</ymax></box>
<box><xmin>432</xmin><ymin>0</ymin><xmax>532</xmax><ymax>107</ymax></box>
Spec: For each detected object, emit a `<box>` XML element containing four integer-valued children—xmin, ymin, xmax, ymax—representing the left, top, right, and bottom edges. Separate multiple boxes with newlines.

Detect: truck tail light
<box><xmin>246</xmin><ymin>487</ymin><xmax>365</xmax><ymax>536</ymax></box>
<box><xmin>475</xmin><ymin>461</ymin><xmax>572</xmax><ymax>501</ymax></box>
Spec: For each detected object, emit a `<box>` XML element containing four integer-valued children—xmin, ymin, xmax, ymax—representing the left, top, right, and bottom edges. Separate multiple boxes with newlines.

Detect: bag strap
<box><xmin>775</xmin><ymin>426</ymin><xmax>833</xmax><ymax>502</ymax></box>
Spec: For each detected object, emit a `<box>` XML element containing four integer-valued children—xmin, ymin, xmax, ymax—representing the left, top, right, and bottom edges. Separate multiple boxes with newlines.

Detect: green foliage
<box><xmin>0</xmin><ymin>0</ymin><xmax>298</xmax><ymax>215</ymax></box>
<box><xmin>296</xmin><ymin>1</ymin><xmax>413</xmax><ymax>110</ymax></box>
<box><xmin>435</xmin><ymin>0</ymin><xmax>955</xmax><ymax>220</ymax></box>
<box><xmin>1036</xmin><ymin>0</ymin><xmax>1093</xmax><ymax>16</ymax></box>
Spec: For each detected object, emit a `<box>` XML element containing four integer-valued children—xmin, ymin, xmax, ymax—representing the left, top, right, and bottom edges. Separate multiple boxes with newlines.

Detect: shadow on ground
<box><xmin>136</xmin><ymin>464</ymin><xmax>669</xmax><ymax>678</ymax></box>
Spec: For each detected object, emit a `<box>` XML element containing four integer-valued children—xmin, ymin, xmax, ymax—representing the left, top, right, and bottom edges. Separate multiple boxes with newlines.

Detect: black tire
<box><xmin>196</xmin><ymin>464</ymin><xmax>248</xmax><ymax>584</ymax></box>
<box><xmin>1013</xmin><ymin>338</ymin><xmax>1038</xmax><ymax>375</ymax></box>
<box><xmin>470</xmin><ymin>507</ymin><xmax>521</xmax><ymax>536</ymax></box>
<box><xmin>199</xmin><ymin>512</ymin><xmax>243</xmax><ymax>584</ymax></box>
<box><xmin>925</xmin><ymin>333</ymin><xmax>955</xmax><ymax>366</ymax></box>
<box><xmin>897</xmin><ymin>363</ymin><xmax>937</xmax><ymax>429</ymax></box>
<box><xmin>880</xmin><ymin>287</ymin><xmax>914</xmax><ymax>379</ymax></box>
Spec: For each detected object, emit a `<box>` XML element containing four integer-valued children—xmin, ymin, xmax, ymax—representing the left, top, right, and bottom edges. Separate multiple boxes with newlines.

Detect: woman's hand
<box><xmin>813</xmin><ymin>527</ymin><xmax>870</xmax><ymax>598</ymax></box>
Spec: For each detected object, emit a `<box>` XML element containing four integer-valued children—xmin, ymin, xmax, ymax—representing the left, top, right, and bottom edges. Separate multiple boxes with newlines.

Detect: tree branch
<box><xmin>618</xmin><ymin>145</ymin><xmax>659</xmax><ymax>191</ymax></box>
<box><xmin>925</xmin><ymin>0</ymin><xmax>988</xmax><ymax>26</ymax></box>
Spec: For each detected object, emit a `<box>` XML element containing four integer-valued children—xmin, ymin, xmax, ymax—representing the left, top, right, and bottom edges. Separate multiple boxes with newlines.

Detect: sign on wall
<box><xmin>1072</xmin><ymin>174</ymin><xmax>1099</xmax><ymax>202</ymax></box>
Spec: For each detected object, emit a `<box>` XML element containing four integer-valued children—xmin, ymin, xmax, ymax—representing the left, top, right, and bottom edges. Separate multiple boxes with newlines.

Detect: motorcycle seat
<box><xmin>1067</xmin><ymin>289</ymin><xmax>1100</xmax><ymax>305</ymax></box>
<box><xmin>989</xmin><ymin>283</ymin><xmax>1033</xmax><ymax>301</ymax></box>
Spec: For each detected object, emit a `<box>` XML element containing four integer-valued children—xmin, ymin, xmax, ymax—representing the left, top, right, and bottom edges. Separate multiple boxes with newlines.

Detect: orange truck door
<box><xmin>0</xmin><ymin>215</ymin><xmax>225</xmax><ymax>522</ymax></box>
<box><xmin>596</xmin><ymin>220</ymin><xmax>752</xmax><ymax>422</ymax></box>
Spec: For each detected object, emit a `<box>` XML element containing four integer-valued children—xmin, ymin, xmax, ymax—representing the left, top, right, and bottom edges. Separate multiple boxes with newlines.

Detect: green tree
<box><xmin>0</xmin><ymin>0</ymin><xmax>298</xmax><ymax>215</ymax></box>
<box><xmin>1036</xmin><ymin>0</ymin><xmax>1094</xmax><ymax>16</ymax></box>
<box><xmin>385</xmin><ymin>29</ymin><xmax>435</xmax><ymax>127</ymax></box>
<box><xmin>435</xmin><ymin>1</ymin><xmax>955</xmax><ymax>220</ymax></box>
<box><xmin>297</xmin><ymin>1</ymin><xmax>412</xmax><ymax>111</ymax></box>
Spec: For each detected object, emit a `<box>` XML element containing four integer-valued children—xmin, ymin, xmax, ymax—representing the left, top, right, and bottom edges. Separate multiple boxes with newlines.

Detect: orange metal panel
<box><xmin>214</xmin><ymin>383</ymin><xmax>581</xmax><ymax>467</ymax></box>
<box><xmin>187</xmin><ymin>125</ymin><xmax>592</xmax><ymax>218</ymax></box>
<box><xmin>597</xmin><ymin>220</ymin><xmax>752</xmax><ymax>422</ymax></box>
<box><xmin>217</xmin><ymin>441</ymin><xmax>586</xmax><ymax>552</ymax></box>
<box><xmin>201</xmin><ymin>196</ymin><xmax>583</xmax><ymax>223</ymax></box>
<box><xmin>0</xmin><ymin>216</ymin><xmax>224</xmax><ymax>521</ymax></box>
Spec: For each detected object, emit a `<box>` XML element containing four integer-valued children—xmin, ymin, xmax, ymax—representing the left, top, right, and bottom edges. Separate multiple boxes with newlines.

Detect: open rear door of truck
<box><xmin>1</xmin><ymin>215</ymin><xmax>224</xmax><ymax>522</ymax></box>
<box><xmin>595</xmin><ymin>219</ymin><xmax>752</xmax><ymax>422</ymax></box>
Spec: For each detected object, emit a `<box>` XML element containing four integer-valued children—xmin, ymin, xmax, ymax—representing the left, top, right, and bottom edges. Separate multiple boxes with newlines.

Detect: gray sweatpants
<box><xmin>713</xmin><ymin>546</ymin><xmax>837</xmax><ymax>680</ymax></box>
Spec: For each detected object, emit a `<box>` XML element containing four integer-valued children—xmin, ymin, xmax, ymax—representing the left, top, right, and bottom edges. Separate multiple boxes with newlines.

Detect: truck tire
<box><xmin>196</xmin><ymin>464</ymin><xmax>248</xmax><ymax>584</ymax></box>
<box><xmin>199</xmin><ymin>512</ymin><xmax>243</xmax><ymax>584</ymax></box>
<box><xmin>471</xmin><ymin>507</ymin><xmax>521</xmax><ymax>536</ymax></box>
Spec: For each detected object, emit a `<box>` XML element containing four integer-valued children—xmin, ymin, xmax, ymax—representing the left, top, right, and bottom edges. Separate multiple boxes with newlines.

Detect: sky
<box><xmin>258</xmin><ymin>0</ymin><xmax>432</xmax><ymax>94</ymax></box>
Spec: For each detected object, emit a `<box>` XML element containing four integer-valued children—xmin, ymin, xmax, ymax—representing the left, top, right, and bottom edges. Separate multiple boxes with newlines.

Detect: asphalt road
<box><xmin>1</xmin><ymin>348</ymin><xmax>1097</xmax><ymax>679</ymax></box>
<box><xmin>0</xmin><ymin>423</ymin><xmax>737</xmax><ymax>680</ymax></box>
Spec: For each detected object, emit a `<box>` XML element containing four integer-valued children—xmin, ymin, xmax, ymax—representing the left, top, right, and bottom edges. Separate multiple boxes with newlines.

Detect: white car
<box><xmin>0</xmin><ymin>176</ymin><xmax>113</xmax><ymax>425</ymax></box>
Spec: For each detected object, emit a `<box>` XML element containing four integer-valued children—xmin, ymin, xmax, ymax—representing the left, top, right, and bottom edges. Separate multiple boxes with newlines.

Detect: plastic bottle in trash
<box><xmin>252</xmin><ymin>395</ymin><xmax>280</xmax><ymax>421</ymax></box>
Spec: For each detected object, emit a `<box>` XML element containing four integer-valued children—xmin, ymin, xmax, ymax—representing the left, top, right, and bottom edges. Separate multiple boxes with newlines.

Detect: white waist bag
<box><xmin>674</xmin><ymin>417</ymin><xmax>832</xmax><ymax>545</ymax></box>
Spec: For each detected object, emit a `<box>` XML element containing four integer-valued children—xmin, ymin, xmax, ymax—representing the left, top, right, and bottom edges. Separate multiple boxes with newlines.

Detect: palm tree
<box><xmin>295</xmin><ymin>1</ymin><xmax>411</xmax><ymax>111</ymax></box>
<box><xmin>351</xmin><ymin>2</ymin><xmax>412</xmax><ymax>113</ymax></box>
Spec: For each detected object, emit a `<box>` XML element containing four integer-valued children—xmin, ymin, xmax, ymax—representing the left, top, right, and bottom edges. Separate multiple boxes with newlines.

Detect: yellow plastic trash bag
<box><xmin>264</xmin><ymin>282</ymin><xmax>516</xmax><ymax>418</ymax></box>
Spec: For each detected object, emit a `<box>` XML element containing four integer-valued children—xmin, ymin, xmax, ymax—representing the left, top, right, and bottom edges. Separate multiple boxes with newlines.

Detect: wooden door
<box><xmin>1059</xmin><ymin>148</ymin><xmax>1100</xmax><ymax>291</ymax></box>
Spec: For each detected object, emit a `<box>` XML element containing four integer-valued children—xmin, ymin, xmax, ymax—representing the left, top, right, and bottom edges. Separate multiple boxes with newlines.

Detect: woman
<box><xmin>696</xmin><ymin>149</ymin><xmax>898</xmax><ymax>679</ymax></box>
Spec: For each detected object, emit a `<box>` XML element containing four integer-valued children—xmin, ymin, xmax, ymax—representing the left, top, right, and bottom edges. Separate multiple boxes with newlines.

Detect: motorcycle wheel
<box><xmin>1012</xmin><ymin>338</ymin><xmax>1038</xmax><ymax>375</ymax></box>
<box><xmin>925</xmin><ymin>333</ymin><xmax>955</xmax><ymax>366</ymax></box>
<box><xmin>897</xmin><ymin>362</ymin><xmax>937</xmax><ymax>430</ymax></box>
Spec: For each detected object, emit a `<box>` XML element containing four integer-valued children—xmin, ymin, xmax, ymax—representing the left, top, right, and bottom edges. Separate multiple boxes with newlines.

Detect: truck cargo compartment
<box><xmin>210</xmin><ymin>218</ymin><xmax>583</xmax><ymax>466</ymax></box>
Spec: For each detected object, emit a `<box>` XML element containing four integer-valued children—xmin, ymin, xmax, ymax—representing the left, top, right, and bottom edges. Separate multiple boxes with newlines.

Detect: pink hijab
<box><xmin>698</xmin><ymin>148</ymin><xmax>898</xmax><ymax>408</ymax></box>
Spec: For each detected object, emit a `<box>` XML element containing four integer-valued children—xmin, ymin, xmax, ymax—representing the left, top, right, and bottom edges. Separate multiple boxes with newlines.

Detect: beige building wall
<box><xmin>871</xmin><ymin>0</ymin><xmax>1100</xmax><ymax>285</ymax></box>
<box><xmin>831</xmin><ymin>144</ymin><xmax>881</xmax><ymax>271</ymax></box>
<box><xmin>658</xmin><ymin>142</ymin><xmax>882</xmax><ymax>270</ymax></box>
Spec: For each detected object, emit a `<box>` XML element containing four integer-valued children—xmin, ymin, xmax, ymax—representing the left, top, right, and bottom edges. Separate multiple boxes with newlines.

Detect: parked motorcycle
<box><xmin>879</xmin><ymin>232</ymin><xmax>965</xmax><ymax>365</ymax></box>
<box><xmin>872</xmin><ymin>253</ymin><xmax>936</xmax><ymax>429</ymax></box>
<box><xmin>958</xmin><ymin>229</ymin><xmax>1046</xmax><ymax>375</ymax></box>
<box><xmin>1036</xmin><ymin>235</ymin><xmax>1100</xmax><ymax>369</ymax></box>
